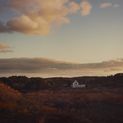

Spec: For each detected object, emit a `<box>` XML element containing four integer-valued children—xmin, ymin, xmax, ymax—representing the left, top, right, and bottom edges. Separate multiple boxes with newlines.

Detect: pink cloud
<box><xmin>80</xmin><ymin>1</ymin><xmax>92</xmax><ymax>16</ymax></box>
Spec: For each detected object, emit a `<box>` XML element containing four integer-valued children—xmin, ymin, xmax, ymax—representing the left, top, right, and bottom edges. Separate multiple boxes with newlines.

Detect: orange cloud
<box><xmin>1</xmin><ymin>0</ymin><xmax>80</xmax><ymax>35</ymax></box>
<box><xmin>0</xmin><ymin>0</ymin><xmax>120</xmax><ymax>35</ymax></box>
<box><xmin>80</xmin><ymin>1</ymin><xmax>92</xmax><ymax>16</ymax></box>
<box><xmin>0</xmin><ymin>43</ymin><xmax>9</xmax><ymax>49</ymax></box>
<box><xmin>7</xmin><ymin>15</ymin><xmax>50</xmax><ymax>35</ymax></box>
<box><xmin>0</xmin><ymin>43</ymin><xmax>12</xmax><ymax>53</ymax></box>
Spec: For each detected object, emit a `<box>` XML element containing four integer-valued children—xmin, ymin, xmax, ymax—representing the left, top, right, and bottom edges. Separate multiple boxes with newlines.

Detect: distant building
<box><xmin>72</xmin><ymin>80</ymin><xmax>86</xmax><ymax>88</ymax></box>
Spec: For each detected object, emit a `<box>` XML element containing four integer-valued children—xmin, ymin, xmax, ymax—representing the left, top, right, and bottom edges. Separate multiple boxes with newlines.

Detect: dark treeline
<box><xmin>0</xmin><ymin>73</ymin><xmax>123</xmax><ymax>92</ymax></box>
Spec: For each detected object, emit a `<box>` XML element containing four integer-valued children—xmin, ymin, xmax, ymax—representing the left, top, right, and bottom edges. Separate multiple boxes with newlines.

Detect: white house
<box><xmin>72</xmin><ymin>80</ymin><xmax>86</xmax><ymax>88</ymax></box>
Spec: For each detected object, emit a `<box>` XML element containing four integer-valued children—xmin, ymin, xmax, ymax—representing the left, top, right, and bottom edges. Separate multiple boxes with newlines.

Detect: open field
<box><xmin>0</xmin><ymin>73</ymin><xmax>123</xmax><ymax>123</ymax></box>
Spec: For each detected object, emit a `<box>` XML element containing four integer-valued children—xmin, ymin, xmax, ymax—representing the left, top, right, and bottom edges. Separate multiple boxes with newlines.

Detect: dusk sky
<box><xmin>0</xmin><ymin>0</ymin><xmax>123</xmax><ymax>77</ymax></box>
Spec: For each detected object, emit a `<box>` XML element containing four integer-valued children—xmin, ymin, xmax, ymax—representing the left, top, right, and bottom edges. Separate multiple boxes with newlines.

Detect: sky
<box><xmin>0</xmin><ymin>0</ymin><xmax>123</xmax><ymax>77</ymax></box>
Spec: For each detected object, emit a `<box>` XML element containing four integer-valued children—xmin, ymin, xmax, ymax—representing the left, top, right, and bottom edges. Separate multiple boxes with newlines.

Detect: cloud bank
<box><xmin>0</xmin><ymin>58</ymin><xmax>123</xmax><ymax>77</ymax></box>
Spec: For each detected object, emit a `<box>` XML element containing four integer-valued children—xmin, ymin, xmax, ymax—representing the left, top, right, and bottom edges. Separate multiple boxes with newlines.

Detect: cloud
<box><xmin>0</xmin><ymin>0</ymin><xmax>120</xmax><ymax>35</ymax></box>
<box><xmin>100</xmin><ymin>2</ymin><xmax>120</xmax><ymax>9</ymax></box>
<box><xmin>68</xmin><ymin>1</ymin><xmax>80</xmax><ymax>14</ymax></box>
<box><xmin>113</xmin><ymin>4</ymin><xmax>120</xmax><ymax>8</ymax></box>
<box><xmin>7</xmin><ymin>15</ymin><xmax>50</xmax><ymax>35</ymax></box>
<box><xmin>0</xmin><ymin>43</ymin><xmax>13</xmax><ymax>53</ymax></box>
<box><xmin>100</xmin><ymin>2</ymin><xmax>112</xmax><ymax>8</ymax></box>
<box><xmin>0</xmin><ymin>0</ymin><xmax>81</xmax><ymax>35</ymax></box>
<box><xmin>80</xmin><ymin>1</ymin><xmax>92</xmax><ymax>16</ymax></box>
<box><xmin>0</xmin><ymin>22</ymin><xmax>10</xmax><ymax>33</ymax></box>
<box><xmin>0</xmin><ymin>58</ymin><xmax>123</xmax><ymax>77</ymax></box>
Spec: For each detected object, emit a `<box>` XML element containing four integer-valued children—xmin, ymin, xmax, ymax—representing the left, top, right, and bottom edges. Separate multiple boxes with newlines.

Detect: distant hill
<box><xmin>0</xmin><ymin>82</ymin><xmax>21</xmax><ymax>99</ymax></box>
<box><xmin>0</xmin><ymin>73</ymin><xmax>123</xmax><ymax>92</ymax></box>
<box><xmin>0</xmin><ymin>82</ymin><xmax>38</xmax><ymax>123</ymax></box>
<box><xmin>0</xmin><ymin>83</ymin><xmax>21</xmax><ymax>109</ymax></box>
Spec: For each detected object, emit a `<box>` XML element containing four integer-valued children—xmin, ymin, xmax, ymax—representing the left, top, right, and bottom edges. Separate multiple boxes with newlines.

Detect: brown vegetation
<box><xmin>0</xmin><ymin>73</ymin><xmax>123</xmax><ymax>123</ymax></box>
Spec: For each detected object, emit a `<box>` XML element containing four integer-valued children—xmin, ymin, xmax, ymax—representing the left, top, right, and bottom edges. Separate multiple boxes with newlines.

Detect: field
<box><xmin>0</xmin><ymin>73</ymin><xmax>123</xmax><ymax>123</ymax></box>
